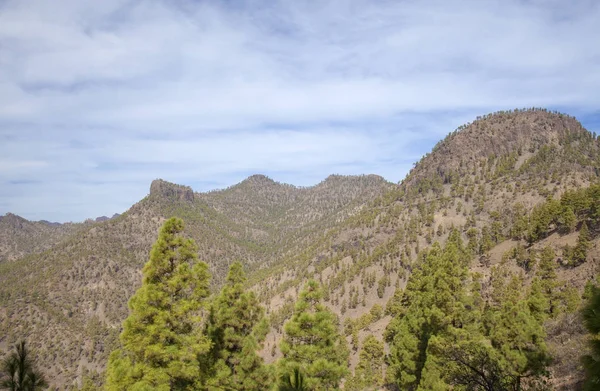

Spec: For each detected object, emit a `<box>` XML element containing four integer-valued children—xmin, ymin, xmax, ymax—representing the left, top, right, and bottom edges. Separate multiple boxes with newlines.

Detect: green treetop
<box><xmin>279</xmin><ymin>280</ymin><xmax>349</xmax><ymax>391</ymax></box>
<box><xmin>486</xmin><ymin>273</ymin><xmax>550</xmax><ymax>388</ymax></box>
<box><xmin>536</xmin><ymin>246</ymin><xmax>559</xmax><ymax>316</ymax></box>
<box><xmin>105</xmin><ymin>217</ymin><xmax>211</xmax><ymax>391</ymax></box>
<box><xmin>386</xmin><ymin>233</ymin><xmax>475</xmax><ymax>391</ymax></box>
<box><xmin>573</xmin><ymin>221</ymin><xmax>591</xmax><ymax>266</ymax></box>
<box><xmin>203</xmin><ymin>261</ymin><xmax>271</xmax><ymax>391</ymax></box>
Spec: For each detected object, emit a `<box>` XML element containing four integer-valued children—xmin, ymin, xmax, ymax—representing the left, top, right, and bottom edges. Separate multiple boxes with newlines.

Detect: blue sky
<box><xmin>0</xmin><ymin>0</ymin><xmax>599</xmax><ymax>222</ymax></box>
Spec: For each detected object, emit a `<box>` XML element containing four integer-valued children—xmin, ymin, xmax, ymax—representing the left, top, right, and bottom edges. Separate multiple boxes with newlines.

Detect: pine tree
<box><xmin>533</xmin><ymin>246</ymin><xmax>558</xmax><ymax>316</ymax></box>
<box><xmin>105</xmin><ymin>217</ymin><xmax>211</xmax><ymax>391</ymax></box>
<box><xmin>527</xmin><ymin>278</ymin><xmax>549</xmax><ymax>322</ymax></box>
<box><xmin>466</xmin><ymin>228</ymin><xmax>479</xmax><ymax>255</ymax></box>
<box><xmin>537</xmin><ymin>247</ymin><xmax>557</xmax><ymax>285</ymax></box>
<box><xmin>432</xmin><ymin>338</ymin><xmax>516</xmax><ymax>391</ymax></box>
<box><xmin>573</xmin><ymin>221</ymin><xmax>591</xmax><ymax>266</ymax></box>
<box><xmin>0</xmin><ymin>340</ymin><xmax>47</xmax><ymax>391</ymax></box>
<box><xmin>582</xmin><ymin>285</ymin><xmax>600</xmax><ymax>390</ymax></box>
<box><xmin>346</xmin><ymin>336</ymin><xmax>384</xmax><ymax>390</ymax></box>
<box><xmin>560</xmin><ymin>206</ymin><xmax>577</xmax><ymax>233</ymax></box>
<box><xmin>486</xmin><ymin>273</ymin><xmax>550</xmax><ymax>387</ymax></box>
<box><xmin>386</xmin><ymin>233</ymin><xmax>473</xmax><ymax>390</ymax></box>
<box><xmin>279</xmin><ymin>280</ymin><xmax>349</xmax><ymax>391</ymax></box>
<box><xmin>204</xmin><ymin>262</ymin><xmax>271</xmax><ymax>390</ymax></box>
<box><xmin>480</xmin><ymin>227</ymin><xmax>493</xmax><ymax>254</ymax></box>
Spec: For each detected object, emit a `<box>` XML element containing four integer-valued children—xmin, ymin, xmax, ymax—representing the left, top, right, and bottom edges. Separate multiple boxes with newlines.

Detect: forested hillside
<box><xmin>1</xmin><ymin>108</ymin><xmax>599</xmax><ymax>390</ymax></box>
<box><xmin>0</xmin><ymin>172</ymin><xmax>391</xmax><ymax>388</ymax></box>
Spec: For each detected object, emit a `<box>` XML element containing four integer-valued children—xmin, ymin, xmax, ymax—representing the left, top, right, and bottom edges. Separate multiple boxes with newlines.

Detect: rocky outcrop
<box><xmin>149</xmin><ymin>179</ymin><xmax>195</xmax><ymax>202</ymax></box>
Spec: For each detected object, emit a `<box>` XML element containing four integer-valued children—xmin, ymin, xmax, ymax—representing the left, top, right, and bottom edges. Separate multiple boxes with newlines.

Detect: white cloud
<box><xmin>0</xmin><ymin>0</ymin><xmax>599</xmax><ymax>221</ymax></box>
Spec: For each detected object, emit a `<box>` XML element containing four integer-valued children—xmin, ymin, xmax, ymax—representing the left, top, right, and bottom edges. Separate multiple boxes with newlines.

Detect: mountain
<box><xmin>0</xmin><ymin>213</ymin><xmax>85</xmax><ymax>262</ymax></box>
<box><xmin>93</xmin><ymin>214</ymin><xmax>120</xmax><ymax>223</ymax></box>
<box><xmin>0</xmin><ymin>173</ymin><xmax>392</xmax><ymax>388</ymax></box>
<box><xmin>0</xmin><ymin>108</ymin><xmax>599</xmax><ymax>390</ymax></box>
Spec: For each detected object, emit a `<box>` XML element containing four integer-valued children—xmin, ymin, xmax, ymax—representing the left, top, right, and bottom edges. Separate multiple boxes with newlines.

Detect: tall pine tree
<box><xmin>105</xmin><ymin>217</ymin><xmax>211</xmax><ymax>391</ymax></box>
<box><xmin>485</xmin><ymin>269</ymin><xmax>550</xmax><ymax>388</ymax></box>
<box><xmin>386</xmin><ymin>232</ymin><xmax>475</xmax><ymax>391</ymax></box>
<box><xmin>573</xmin><ymin>221</ymin><xmax>591</xmax><ymax>266</ymax></box>
<box><xmin>203</xmin><ymin>261</ymin><xmax>271</xmax><ymax>390</ymax></box>
<box><xmin>279</xmin><ymin>280</ymin><xmax>349</xmax><ymax>391</ymax></box>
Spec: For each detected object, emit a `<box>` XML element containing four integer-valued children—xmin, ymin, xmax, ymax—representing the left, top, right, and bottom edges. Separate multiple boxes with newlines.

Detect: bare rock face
<box><xmin>149</xmin><ymin>179</ymin><xmax>194</xmax><ymax>202</ymax></box>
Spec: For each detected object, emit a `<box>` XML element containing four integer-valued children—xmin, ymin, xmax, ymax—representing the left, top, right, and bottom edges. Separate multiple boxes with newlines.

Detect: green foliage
<box><xmin>370</xmin><ymin>303</ymin><xmax>383</xmax><ymax>320</ymax></box>
<box><xmin>279</xmin><ymin>280</ymin><xmax>349</xmax><ymax>391</ymax></box>
<box><xmin>431</xmin><ymin>339</ymin><xmax>518</xmax><ymax>391</ymax></box>
<box><xmin>536</xmin><ymin>246</ymin><xmax>559</xmax><ymax>316</ymax></box>
<box><xmin>79</xmin><ymin>377</ymin><xmax>99</xmax><ymax>391</ymax></box>
<box><xmin>387</xmin><ymin>233</ymin><xmax>551</xmax><ymax>390</ymax></box>
<box><xmin>571</xmin><ymin>221</ymin><xmax>591</xmax><ymax>266</ymax></box>
<box><xmin>479</xmin><ymin>227</ymin><xmax>494</xmax><ymax>254</ymax></box>
<box><xmin>466</xmin><ymin>228</ymin><xmax>479</xmax><ymax>255</ymax></box>
<box><xmin>105</xmin><ymin>218</ymin><xmax>211</xmax><ymax>390</ymax></box>
<box><xmin>559</xmin><ymin>206</ymin><xmax>577</xmax><ymax>233</ymax></box>
<box><xmin>3</xmin><ymin>109</ymin><xmax>600</xmax><ymax>388</ymax></box>
<box><xmin>386</xmin><ymin>234</ymin><xmax>474</xmax><ymax>390</ymax></box>
<box><xmin>377</xmin><ymin>276</ymin><xmax>387</xmax><ymax>298</ymax></box>
<box><xmin>0</xmin><ymin>341</ymin><xmax>47</xmax><ymax>391</ymax></box>
<box><xmin>505</xmin><ymin>244</ymin><xmax>533</xmax><ymax>272</ymax></box>
<box><xmin>528</xmin><ymin>278</ymin><xmax>550</xmax><ymax>322</ymax></box>
<box><xmin>526</xmin><ymin>200</ymin><xmax>558</xmax><ymax>244</ymax></box>
<box><xmin>518</xmin><ymin>183</ymin><xmax>599</xmax><ymax>250</ymax></box>
<box><xmin>385</xmin><ymin>288</ymin><xmax>404</xmax><ymax>317</ymax></box>
<box><xmin>346</xmin><ymin>336</ymin><xmax>385</xmax><ymax>391</ymax></box>
<box><xmin>278</xmin><ymin>368</ymin><xmax>307</xmax><ymax>391</ymax></box>
<box><xmin>558</xmin><ymin>285</ymin><xmax>581</xmax><ymax>314</ymax></box>
<box><xmin>485</xmin><ymin>268</ymin><xmax>551</xmax><ymax>385</ymax></box>
<box><xmin>203</xmin><ymin>262</ymin><xmax>271</xmax><ymax>390</ymax></box>
<box><xmin>582</xmin><ymin>285</ymin><xmax>600</xmax><ymax>391</ymax></box>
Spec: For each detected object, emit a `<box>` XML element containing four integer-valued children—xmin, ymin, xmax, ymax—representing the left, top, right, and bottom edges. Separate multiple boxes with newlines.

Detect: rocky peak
<box><xmin>149</xmin><ymin>179</ymin><xmax>194</xmax><ymax>202</ymax></box>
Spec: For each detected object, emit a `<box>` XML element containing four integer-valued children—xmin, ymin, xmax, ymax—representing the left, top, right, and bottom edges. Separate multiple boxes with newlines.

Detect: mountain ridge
<box><xmin>1</xmin><ymin>108</ymin><xmax>599</xmax><ymax>389</ymax></box>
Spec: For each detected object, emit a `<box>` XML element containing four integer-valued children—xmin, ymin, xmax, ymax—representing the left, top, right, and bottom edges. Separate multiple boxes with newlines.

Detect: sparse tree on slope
<box><xmin>279</xmin><ymin>280</ymin><xmax>349</xmax><ymax>391</ymax></box>
<box><xmin>105</xmin><ymin>217</ymin><xmax>211</xmax><ymax>391</ymax></box>
<box><xmin>573</xmin><ymin>221</ymin><xmax>591</xmax><ymax>266</ymax></box>
<box><xmin>203</xmin><ymin>261</ymin><xmax>271</xmax><ymax>390</ymax></box>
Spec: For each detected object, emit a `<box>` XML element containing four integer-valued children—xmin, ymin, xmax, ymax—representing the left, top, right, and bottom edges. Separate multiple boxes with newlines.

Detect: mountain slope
<box><xmin>1</xmin><ymin>108</ymin><xmax>599</xmax><ymax>389</ymax></box>
<box><xmin>0</xmin><ymin>214</ymin><xmax>85</xmax><ymax>262</ymax></box>
<box><xmin>0</xmin><ymin>174</ymin><xmax>391</xmax><ymax>388</ymax></box>
<box><xmin>250</xmin><ymin>109</ymin><xmax>600</xmax><ymax>390</ymax></box>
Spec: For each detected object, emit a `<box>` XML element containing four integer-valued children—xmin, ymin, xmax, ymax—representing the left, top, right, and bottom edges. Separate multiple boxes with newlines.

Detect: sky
<box><xmin>0</xmin><ymin>0</ymin><xmax>599</xmax><ymax>222</ymax></box>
